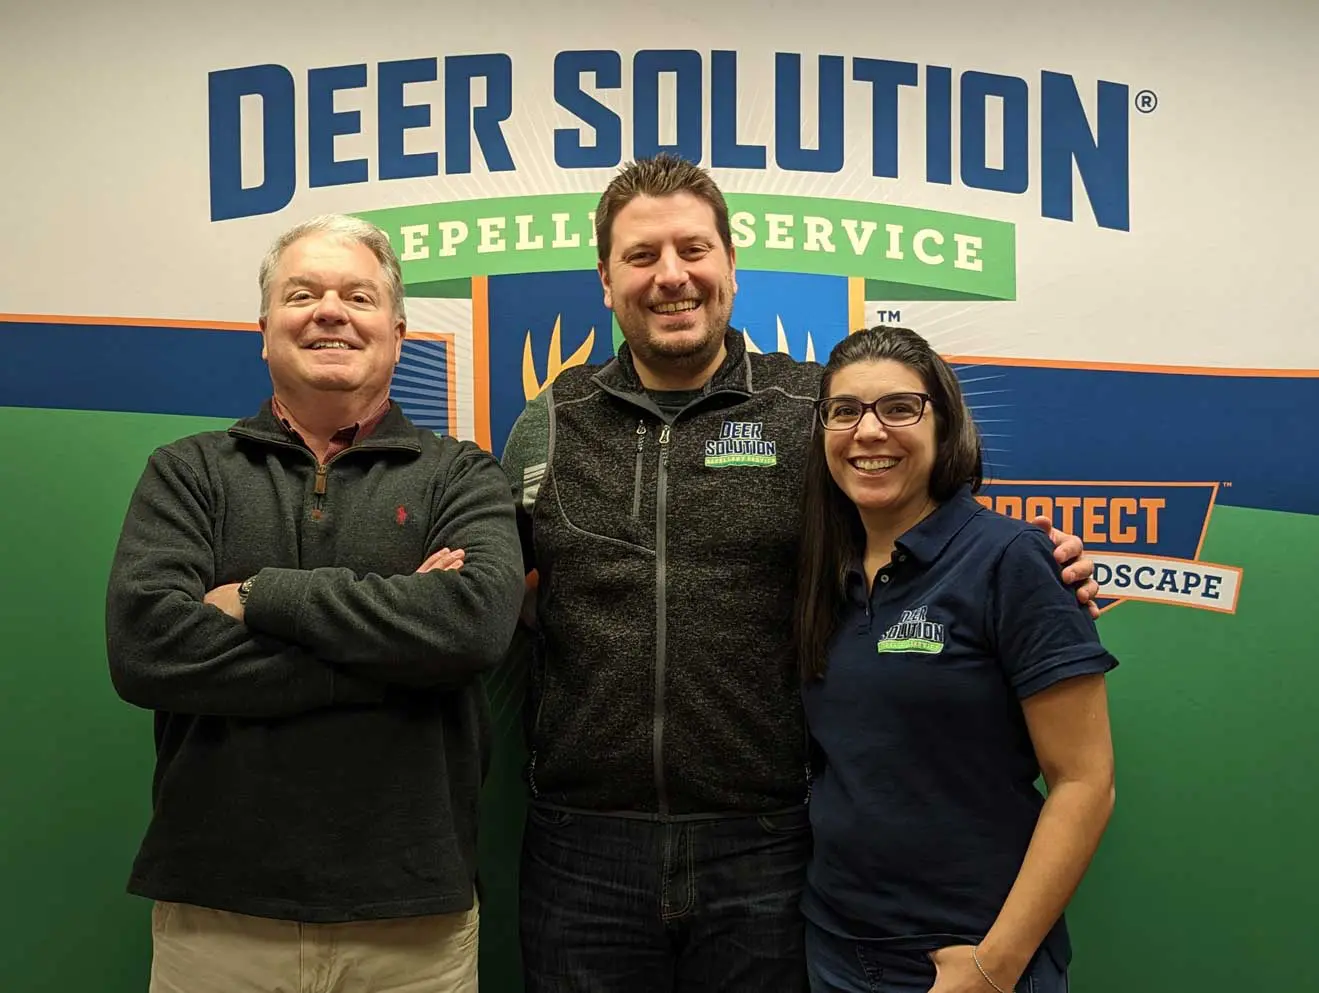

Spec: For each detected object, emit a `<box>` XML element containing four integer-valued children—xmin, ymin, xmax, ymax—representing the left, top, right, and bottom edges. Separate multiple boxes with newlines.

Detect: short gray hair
<box><xmin>257</xmin><ymin>214</ymin><xmax>406</xmax><ymax>323</ymax></box>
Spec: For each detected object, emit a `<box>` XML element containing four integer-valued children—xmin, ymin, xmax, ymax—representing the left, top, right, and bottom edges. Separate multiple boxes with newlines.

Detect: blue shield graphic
<box><xmin>487</xmin><ymin>270</ymin><xmax>616</xmax><ymax>457</ymax></box>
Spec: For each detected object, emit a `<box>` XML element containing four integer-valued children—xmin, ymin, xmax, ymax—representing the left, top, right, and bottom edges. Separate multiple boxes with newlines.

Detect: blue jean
<box><xmin>805</xmin><ymin>920</ymin><xmax>1069</xmax><ymax>993</ymax></box>
<box><xmin>519</xmin><ymin>802</ymin><xmax>812</xmax><ymax>992</ymax></box>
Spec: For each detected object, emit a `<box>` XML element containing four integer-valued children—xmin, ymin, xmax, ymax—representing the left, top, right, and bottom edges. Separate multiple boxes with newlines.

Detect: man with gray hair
<box><xmin>105</xmin><ymin>213</ymin><xmax>525</xmax><ymax>992</ymax></box>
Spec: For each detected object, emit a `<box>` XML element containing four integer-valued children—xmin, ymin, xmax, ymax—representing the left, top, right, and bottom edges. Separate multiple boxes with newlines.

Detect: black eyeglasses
<box><xmin>815</xmin><ymin>392</ymin><xmax>933</xmax><ymax>430</ymax></box>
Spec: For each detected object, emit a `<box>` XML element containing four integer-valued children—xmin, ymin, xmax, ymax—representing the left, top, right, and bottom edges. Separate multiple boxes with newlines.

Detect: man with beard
<box><xmin>500</xmin><ymin>154</ymin><xmax>1099</xmax><ymax>992</ymax></box>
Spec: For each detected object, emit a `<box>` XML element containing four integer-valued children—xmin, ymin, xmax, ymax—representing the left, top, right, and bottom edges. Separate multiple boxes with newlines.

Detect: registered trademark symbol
<box><xmin>1135</xmin><ymin>90</ymin><xmax>1158</xmax><ymax>113</ymax></box>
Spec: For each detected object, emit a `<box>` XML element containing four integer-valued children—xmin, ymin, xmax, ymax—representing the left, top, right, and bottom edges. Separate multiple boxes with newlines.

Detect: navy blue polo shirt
<box><xmin>801</xmin><ymin>486</ymin><xmax>1118</xmax><ymax>968</ymax></box>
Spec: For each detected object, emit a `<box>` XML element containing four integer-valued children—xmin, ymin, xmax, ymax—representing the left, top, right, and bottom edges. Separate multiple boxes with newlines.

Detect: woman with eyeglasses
<box><xmin>793</xmin><ymin>326</ymin><xmax>1118</xmax><ymax>993</ymax></box>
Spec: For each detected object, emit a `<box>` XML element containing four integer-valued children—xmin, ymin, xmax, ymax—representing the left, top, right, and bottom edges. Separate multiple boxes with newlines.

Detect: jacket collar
<box><xmin>591</xmin><ymin>328</ymin><xmax>752</xmax><ymax>403</ymax></box>
<box><xmin>228</xmin><ymin>398</ymin><xmax>422</xmax><ymax>453</ymax></box>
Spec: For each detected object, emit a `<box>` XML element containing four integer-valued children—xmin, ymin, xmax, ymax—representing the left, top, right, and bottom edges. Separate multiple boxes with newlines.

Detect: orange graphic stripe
<box><xmin>1194</xmin><ymin>484</ymin><xmax>1220</xmax><ymax>561</ymax></box>
<box><xmin>4</xmin><ymin>314</ymin><xmax>1316</xmax><ymax>378</ymax></box>
<box><xmin>1094</xmin><ymin>590</ymin><xmax>1238</xmax><ymax>616</ymax></box>
<box><xmin>470</xmin><ymin>278</ymin><xmax>492</xmax><ymax>451</ymax></box>
<box><xmin>1</xmin><ymin>313</ymin><xmax>261</xmax><ymax>331</ymax></box>
<box><xmin>2</xmin><ymin>312</ymin><xmax>458</xmax><ymax>430</ymax></box>
<box><xmin>1094</xmin><ymin>549</ymin><xmax>1244</xmax><ymax>573</ymax></box>
<box><xmin>982</xmin><ymin>479</ymin><xmax>1219</xmax><ymax>488</ymax></box>
<box><xmin>848</xmin><ymin>278</ymin><xmax>865</xmax><ymax>333</ymax></box>
<box><xmin>0</xmin><ymin>312</ymin><xmax>454</xmax><ymax>344</ymax></box>
<box><xmin>945</xmin><ymin>353</ymin><xmax>1319</xmax><ymax>378</ymax></box>
<box><xmin>447</xmin><ymin>339</ymin><xmax>458</xmax><ymax>436</ymax></box>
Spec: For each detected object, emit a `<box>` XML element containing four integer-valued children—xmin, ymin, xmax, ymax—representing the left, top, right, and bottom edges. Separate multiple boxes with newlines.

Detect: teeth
<box><xmin>853</xmin><ymin>457</ymin><xmax>898</xmax><ymax>470</ymax></box>
<box><xmin>310</xmin><ymin>341</ymin><xmax>352</xmax><ymax>349</ymax></box>
<box><xmin>652</xmin><ymin>300</ymin><xmax>700</xmax><ymax>314</ymax></box>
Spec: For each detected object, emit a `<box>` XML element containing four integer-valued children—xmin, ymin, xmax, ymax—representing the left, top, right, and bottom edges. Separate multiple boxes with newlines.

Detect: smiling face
<box><xmin>258</xmin><ymin>233</ymin><xmax>405</xmax><ymax>402</ymax></box>
<box><xmin>822</xmin><ymin>359</ymin><xmax>938</xmax><ymax>521</ymax></box>
<box><xmin>599</xmin><ymin>192</ymin><xmax>738</xmax><ymax>387</ymax></box>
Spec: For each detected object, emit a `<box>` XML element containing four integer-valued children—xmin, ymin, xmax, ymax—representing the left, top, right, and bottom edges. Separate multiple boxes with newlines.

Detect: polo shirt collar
<box><xmin>270</xmin><ymin>394</ymin><xmax>392</xmax><ymax>446</ymax></box>
<box><xmin>841</xmin><ymin>485</ymin><xmax>985</xmax><ymax>599</ymax></box>
<box><xmin>894</xmin><ymin>485</ymin><xmax>984</xmax><ymax>565</ymax></box>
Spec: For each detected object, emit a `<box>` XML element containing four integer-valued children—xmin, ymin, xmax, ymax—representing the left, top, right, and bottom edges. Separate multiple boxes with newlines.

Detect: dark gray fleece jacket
<box><xmin>502</xmin><ymin>330</ymin><xmax>823</xmax><ymax>817</ymax></box>
<box><xmin>105</xmin><ymin>399</ymin><xmax>524</xmax><ymax>922</ymax></box>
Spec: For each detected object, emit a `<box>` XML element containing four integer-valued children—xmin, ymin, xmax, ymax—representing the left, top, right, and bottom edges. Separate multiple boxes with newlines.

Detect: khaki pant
<box><xmin>147</xmin><ymin>897</ymin><xmax>478</xmax><ymax>993</ymax></box>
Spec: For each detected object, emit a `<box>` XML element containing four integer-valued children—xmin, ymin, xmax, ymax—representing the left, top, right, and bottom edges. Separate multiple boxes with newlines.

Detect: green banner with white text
<box><xmin>356</xmin><ymin>193</ymin><xmax>1015</xmax><ymax>300</ymax></box>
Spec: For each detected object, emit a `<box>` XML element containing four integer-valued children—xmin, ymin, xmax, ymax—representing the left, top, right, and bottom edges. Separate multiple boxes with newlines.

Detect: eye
<box><xmin>349</xmin><ymin>292</ymin><xmax>374</xmax><ymax>305</ymax></box>
<box><xmin>287</xmin><ymin>290</ymin><xmax>314</xmax><ymax>302</ymax></box>
<box><xmin>879</xmin><ymin>396</ymin><xmax>922</xmax><ymax>421</ymax></box>
<box><xmin>681</xmin><ymin>244</ymin><xmax>710</xmax><ymax>260</ymax></box>
<box><xmin>826</xmin><ymin>400</ymin><xmax>861</xmax><ymax>420</ymax></box>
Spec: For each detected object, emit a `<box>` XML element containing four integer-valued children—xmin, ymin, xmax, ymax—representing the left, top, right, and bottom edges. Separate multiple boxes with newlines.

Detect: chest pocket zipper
<box><xmin>631</xmin><ymin>419</ymin><xmax>647</xmax><ymax>518</ymax></box>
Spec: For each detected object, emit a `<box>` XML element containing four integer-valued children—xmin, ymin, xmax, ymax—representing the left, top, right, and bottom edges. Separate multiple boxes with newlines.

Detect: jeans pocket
<box><xmin>1017</xmin><ymin>950</ymin><xmax>1068</xmax><ymax>993</ymax></box>
<box><xmin>756</xmin><ymin>807</ymin><xmax>811</xmax><ymax>836</ymax></box>
<box><xmin>852</xmin><ymin>945</ymin><xmax>887</xmax><ymax>993</ymax></box>
<box><xmin>527</xmin><ymin>804</ymin><xmax>575</xmax><ymax>829</ymax></box>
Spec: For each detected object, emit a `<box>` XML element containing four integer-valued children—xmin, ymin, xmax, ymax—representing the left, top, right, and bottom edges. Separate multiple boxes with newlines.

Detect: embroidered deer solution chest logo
<box><xmin>705</xmin><ymin>420</ymin><xmax>777</xmax><ymax>469</ymax></box>
<box><xmin>876</xmin><ymin>605</ymin><xmax>946</xmax><ymax>655</ymax></box>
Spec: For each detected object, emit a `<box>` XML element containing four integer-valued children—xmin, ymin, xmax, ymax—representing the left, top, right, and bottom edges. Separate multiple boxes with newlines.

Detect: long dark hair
<box><xmin>793</xmin><ymin>326</ymin><xmax>984</xmax><ymax>681</ymax></box>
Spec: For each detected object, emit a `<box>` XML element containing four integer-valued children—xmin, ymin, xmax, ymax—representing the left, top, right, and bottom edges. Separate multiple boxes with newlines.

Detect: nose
<box><xmin>654</xmin><ymin>247</ymin><xmax>687</xmax><ymax>288</ymax></box>
<box><xmin>853</xmin><ymin>409</ymin><xmax>889</xmax><ymax>441</ymax></box>
<box><xmin>313</xmin><ymin>292</ymin><xmax>349</xmax><ymax>324</ymax></box>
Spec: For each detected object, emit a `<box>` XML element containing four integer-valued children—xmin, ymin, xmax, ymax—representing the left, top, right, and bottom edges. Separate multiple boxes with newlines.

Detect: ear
<box><xmin>598</xmin><ymin>258</ymin><xmax>613</xmax><ymax>311</ymax></box>
<box><xmin>728</xmin><ymin>244</ymin><xmax>738</xmax><ymax>295</ymax></box>
<box><xmin>393</xmin><ymin>317</ymin><xmax>406</xmax><ymax>362</ymax></box>
<box><xmin>258</xmin><ymin>316</ymin><xmax>269</xmax><ymax>362</ymax></box>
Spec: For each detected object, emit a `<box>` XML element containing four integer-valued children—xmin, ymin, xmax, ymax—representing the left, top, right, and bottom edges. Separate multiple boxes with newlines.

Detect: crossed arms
<box><xmin>105</xmin><ymin>446</ymin><xmax>525</xmax><ymax>719</ymax></box>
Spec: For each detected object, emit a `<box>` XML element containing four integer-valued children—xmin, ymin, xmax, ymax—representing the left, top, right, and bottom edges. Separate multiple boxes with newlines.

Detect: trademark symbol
<box><xmin>1135</xmin><ymin>90</ymin><xmax>1159</xmax><ymax>113</ymax></box>
<box><xmin>1221</xmin><ymin>481</ymin><xmax>1233</xmax><ymax>488</ymax></box>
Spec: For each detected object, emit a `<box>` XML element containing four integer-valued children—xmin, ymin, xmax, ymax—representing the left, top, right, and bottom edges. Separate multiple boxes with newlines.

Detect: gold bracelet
<box><xmin>972</xmin><ymin>947</ymin><xmax>1009</xmax><ymax>993</ymax></box>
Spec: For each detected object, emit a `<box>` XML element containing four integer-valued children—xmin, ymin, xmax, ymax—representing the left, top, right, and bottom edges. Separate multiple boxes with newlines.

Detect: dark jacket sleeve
<box><xmin>500</xmin><ymin>391</ymin><xmax>549</xmax><ymax>574</ymax></box>
<box><xmin>105</xmin><ymin>447</ymin><xmax>384</xmax><ymax>718</ymax></box>
<box><xmin>242</xmin><ymin>445</ymin><xmax>525</xmax><ymax>688</ymax></box>
<box><xmin>496</xmin><ymin>396</ymin><xmax>546</xmax><ymax>740</ymax></box>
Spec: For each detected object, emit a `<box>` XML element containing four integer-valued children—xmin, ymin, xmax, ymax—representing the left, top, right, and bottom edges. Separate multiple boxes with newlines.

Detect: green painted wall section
<box><xmin>1067</xmin><ymin>504</ymin><xmax>1319</xmax><ymax>990</ymax></box>
<box><xmin>1</xmin><ymin>405</ymin><xmax>1315</xmax><ymax>991</ymax></box>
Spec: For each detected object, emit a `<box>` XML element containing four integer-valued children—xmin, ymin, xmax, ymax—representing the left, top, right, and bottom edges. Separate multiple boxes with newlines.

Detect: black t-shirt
<box><xmin>645</xmin><ymin>387</ymin><xmax>706</xmax><ymax>421</ymax></box>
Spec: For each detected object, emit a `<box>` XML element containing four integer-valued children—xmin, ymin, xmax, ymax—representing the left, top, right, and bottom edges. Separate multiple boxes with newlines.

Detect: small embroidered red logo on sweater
<box><xmin>396</xmin><ymin>505</ymin><xmax>408</xmax><ymax>526</ymax></box>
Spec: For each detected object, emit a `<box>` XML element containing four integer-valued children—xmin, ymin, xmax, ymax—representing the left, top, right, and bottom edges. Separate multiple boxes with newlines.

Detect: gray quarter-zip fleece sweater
<box><xmin>502</xmin><ymin>330</ymin><xmax>823</xmax><ymax>817</ymax></box>
<box><xmin>105</xmin><ymin>399</ymin><xmax>524</xmax><ymax>922</ymax></box>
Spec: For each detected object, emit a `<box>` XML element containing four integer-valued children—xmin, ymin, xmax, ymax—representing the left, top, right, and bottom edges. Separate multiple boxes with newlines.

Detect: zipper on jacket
<box><xmin>653</xmin><ymin>422</ymin><xmax>672</xmax><ymax>816</ymax></box>
<box><xmin>226</xmin><ymin>427</ymin><xmax>420</xmax><ymax>523</ymax></box>
<box><xmin>631</xmin><ymin>419</ymin><xmax>647</xmax><ymax>518</ymax></box>
<box><xmin>311</xmin><ymin>463</ymin><xmax>329</xmax><ymax>520</ymax></box>
<box><xmin>310</xmin><ymin>447</ymin><xmax>360</xmax><ymax>521</ymax></box>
